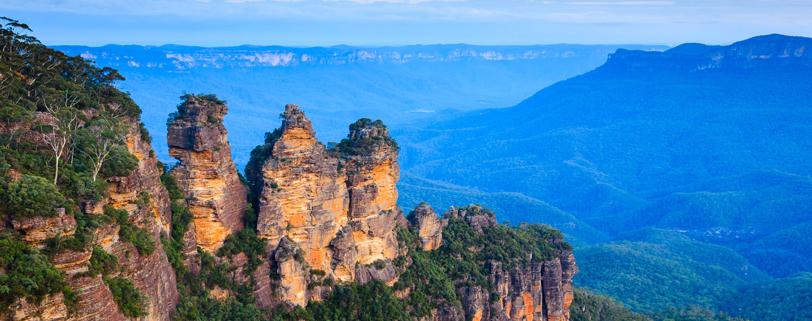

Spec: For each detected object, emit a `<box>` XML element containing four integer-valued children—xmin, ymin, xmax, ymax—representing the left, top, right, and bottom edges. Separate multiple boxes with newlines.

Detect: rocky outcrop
<box><xmin>10</xmin><ymin>208</ymin><xmax>76</xmax><ymax>248</ymax></box>
<box><xmin>248</xmin><ymin>105</ymin><xmax>402</xmax><ymax>305</ymax></box>
<box><xmin>431</xmin><ymin>205</ymin><xmax>577</xmax><ymax>321</ymax></box>
<box><xmin>168</xmin><ymin>95</ymin><xmax>247</xmax><ymax>252</ymax></box>
<box><xmin>407</xmin><ymin>203</ymin><xmax>443</xmax><ymax>251</ymax></box>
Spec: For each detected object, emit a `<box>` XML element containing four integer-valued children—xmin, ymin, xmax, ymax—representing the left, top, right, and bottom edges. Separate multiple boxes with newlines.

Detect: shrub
<box><xmin>139</xmin><ymin>122</ymin><xmax>152</xmax><ymax>143</ymax></box>
<box><xmin>88</xmin><ymin>246</ymin><xmax>119</xmax><ymax>276</ymax></box>
<box><xmin>1</xmin><ymin>174</ymin><xmax>67</xmax><ymax>218</ymax></box>
<box><xmin>105</xmin><ymin>276</ymin><xmax>146</xmax><ymax>317</ymax></box>
<box><xmin>217</xmin><ymin>229</ymin><xmax>266</xmax><ymax>274</ymax></box>
<box><xmin>100</xmin><ymin>146</ymin><xmax>138</xmax><ymax>178</ymax></box>
<box><xmin>0</xmin><ymin>236</ymin><xmax>69</xmax><ymax>311</ymax></box>
<box><xmin>105</xmin><ymin>206</ymin><xmax>155</xmax><ymax>256</ymax></box>
<box><xmin>119</xmin><ymin>223</ymin><xmax>156</xmax><ymax>256</ymax></box>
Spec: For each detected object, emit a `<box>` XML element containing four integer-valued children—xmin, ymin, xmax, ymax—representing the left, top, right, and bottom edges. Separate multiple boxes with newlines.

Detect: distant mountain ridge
<box><xmin>605</xmin><ymin>34</ymin><xmax>812</xmax><ymax>72</ymax></box>
<box><xmin>53</xmin><ymin>43</ymin><xmax>663</xmax><ymax>166</ymax></box>
<box><xmin>56</xmin><ymin>43</ymin><xmax>665</xmax><ymax>70</ymax></box>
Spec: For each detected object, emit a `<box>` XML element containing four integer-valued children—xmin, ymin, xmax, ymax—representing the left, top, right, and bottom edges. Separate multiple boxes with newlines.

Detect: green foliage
<box><xmin>181</xmin><ymin>93</ymin><xmax>226</xmax><ymax>105</ymax></box>
<box><xmin>245</xmin><ymin>128</ymin><xmax>282</xmax><ymax>201</ymax></box>
<box><xmin>169</xmin><ymin>94</ymin><xmax>225</xmax><ymax>128</ymax></box>
<box><xmin>0</xmin><ymin>235</ymin><xmax>70</xmax><ymax>312</ymax></box>
<box><xmin>570</xmin><ymin>288</ymin><xmax>650</xmax><ymax>321</ymax></box>
<box><xmin>720</xmin><ymin>273</ymin><xmax>812</xmax><ymax>321</ymax></box>
<box><xmin>88</xmin><ymin>246</ymin><xmax>119</xmax><ymax>277</ymax></box>
<box><xmin>217</xmin><ymin>229</ymin><xmax>266</xmax><ymax>274</ymax></box>
<box><xmin>105</xmin><ymin>276</ymin><xmax>146</xmax><ymax>317</ymax></box>
<box><xmin>173</xmin><ymin>296</ymin><xmax>266</xmax><ymax>321</ymax></box>
<box><xmin>105</xmin><ymin>206</ymin><xmax>155</xmax><ymax>256</ymax></box>
<box><xmin>575</xmin><ymin>229</ymin><xmax>769</xmax><ymax>313</ymax></box>
<box><xmin>0</xmin><ymin>18</ymin><xmax>159</xmax><ymax>318</ymax></box>
<box><xmin>44</xmin><ymin>210</ymin><xmax>111</xmax><ymax>255</ymax></box>
<box><xmin>99</xmin><ymin>145</ymin><xmax>138</xmax><ymax>178</ymax></box>
<box><xmin>139</xmin><ymin>121</ymin><xmax>152</xmax><ymax>143</ymax></box>
<box><xmin>119</xmin><ymin>221</ymin><xmax>156</xmax><ymax>256</ymax></box>
<box><xmin>1</xmin><ymin>174</ymin><xmax>67</xmax><ymax>218</ymax></box>
<box><xmin>161</xmin><ymin>171</ymin><xmax>185</xmax><ymax>200</ymax></box>
<box><xmin>434</xmin><ymin>215</ymin><xmax>569</xmax><ymax>289</ymax></box>
<box><xmin>652</xmin><ymin>307</ymin><xmax>749</xmax><ymax>321</ymax></box>
<box><xmin>393</xmin><ymin>249</ymin><xmax>457</xmax><ymax>317</ymax></box>
<box><xmin>332</xmin><ymin>118</ymin><xmax>398</xmax><ymax>157</ymax></box>
<box><xmin>392</xmin><ymin>211</ymin><xmax>570</xmax><ymax>318</ymax></box>
<box><xmin>269</xmin><ymin>281</ymin><xmax>410</xmax><ymax>321</ymax></box>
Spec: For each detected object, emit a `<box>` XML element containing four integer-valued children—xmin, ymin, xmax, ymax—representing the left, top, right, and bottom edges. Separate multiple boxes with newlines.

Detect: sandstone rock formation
<box><xmin>92</xmin><ymin>122</ymin><xmax>179</xmax><ymax>321</ymax></box>
<box><xmin>439</xmin><ymin>206</ymin><xmax>577</xmax><ymax>321</ymax></box>
<box><xmin>11</xmin><ymin>208</ymin><xmax>76</xmax><ymax>248</ymax></box>
<box><xmin>247</xmin><ymin>105</ymin><xmax>403</xmax><ymax>305</ymax></box>
<box><xmin>168</xmin><ymin>95</ymin><xmax>247</xmax><ymax>252</ymax></box>
<box><xmin>407</xmin><ymin>203</ymin><xmax>443</xmax><ymax>251</ymax></box>
<box><xmin>456</xmin><ymin>206</ymin><xmax>577</xmax><ymax>321</ymax></box>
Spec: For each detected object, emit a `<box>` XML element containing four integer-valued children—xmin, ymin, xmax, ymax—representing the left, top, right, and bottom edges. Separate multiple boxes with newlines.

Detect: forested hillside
<box><xmin>395</xmin><ymin>34</ymin><xmax>812</xmax><ymax>318</ymax></box>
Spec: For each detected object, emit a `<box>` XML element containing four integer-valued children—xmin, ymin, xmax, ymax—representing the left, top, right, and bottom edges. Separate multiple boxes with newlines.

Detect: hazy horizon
<box><xmin>6</xmin><ymin>0</ymin><xmax>812</xmax><ymax>47</ymax></box>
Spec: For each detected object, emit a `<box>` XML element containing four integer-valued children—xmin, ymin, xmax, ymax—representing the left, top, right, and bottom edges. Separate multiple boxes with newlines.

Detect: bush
<box><xmin>100</xmin><ymin>146</ymin><xmax>138</xmax><ymax>178</ymax></box>
<box><xmin>105</xmin><ymin>206</ymin><xmax>155</xmax><ymax>256</ymax></box>
<box><xmin>217</xmin><ymin>229</ymin><xmax>266</xmax><ymax>274</ymax></box>
<box><xmin>0</xmin><ymin>236</ymin><xmax>70</xmax><ymax>311</ymax></box>
<box><xmin>105</xmin><ymin>276</ymin><xmax>146</xmax><ymax>317</ymax></box>
<box><xmin>139</xmin><ymin>122</ymin><xmax>152</xmax><ymax>143</ymax></box>
<box><xmin>270</xmin><ymin>281</ymin><xmax>410</xmax><ymax>321</ymax></box>
<box><xmin>119</xmin><ymin>223</ymin><xmax>156</xmax><ymax>256</ymax></box>
<box><xmin>1</xmin><ymin>174</ymin><xmax>67</xmax><ymax>218</ymax></box>
<box><xmin>88</xmin><ymin>246</ymin><xmax>119</xmax><ymax>276</ymax></box>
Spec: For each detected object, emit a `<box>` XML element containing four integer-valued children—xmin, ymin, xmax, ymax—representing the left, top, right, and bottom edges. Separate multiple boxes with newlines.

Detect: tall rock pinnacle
<box><xmin>247</xmin><ymin>105</ymin><xmax>403</xmax><ymax>305</ymax></box>
<box><xmin>167</xmin><ymin>95</ymin><xmax>247</xmax><ymax>253</ymax></box>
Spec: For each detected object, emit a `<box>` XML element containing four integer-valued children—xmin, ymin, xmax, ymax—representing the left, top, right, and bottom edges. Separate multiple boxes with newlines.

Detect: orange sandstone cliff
<box><xmin>167</xmin><ymin>95</ymin><xmax>248</xmax><ymax>253</ymax></box>
<box><xmin>245</xmin><ymin>105</ymin><xmax>403</xmax><ymax>306</ymax></box>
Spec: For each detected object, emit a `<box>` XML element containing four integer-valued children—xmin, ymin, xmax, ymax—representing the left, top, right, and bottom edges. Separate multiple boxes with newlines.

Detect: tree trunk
<box><xmin>53</xmin><ymin>156</ymin><xmax>60</xmax><ymax>184</ymax></box>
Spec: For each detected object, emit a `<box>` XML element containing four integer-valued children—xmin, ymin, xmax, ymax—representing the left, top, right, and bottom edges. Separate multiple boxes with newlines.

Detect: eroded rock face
<box><xmin>11</xmin><ymin>208</ymin><xmax>76</xmax><ymax>248</ymax></box>
<box><xmin>103</xmin><ymin>123</ymin><xmax>180</xmax><ymax>321</ymax></box>
<box><xmin>168</xmin><ymin>96</ymin><xmax>247</xmax><ymax>252</ymax></box>
<box><xmin>439</xmin><ymin>207</ymin><xmax>578</xmax><ymax>321</ymax></box>
<box><xmin>6</xmin><ymin>121</ymin><xmax>179</xmax><ymax>321</ymax></box>
<box><xmin>249</xmin><ymin>105</ymin><xmax>402</xmax><ymax>305</ymax></box>
<box><xmin>408</xmin><ymin>203</ymin><xmax>443</xmax><ymax>251</ymax></box>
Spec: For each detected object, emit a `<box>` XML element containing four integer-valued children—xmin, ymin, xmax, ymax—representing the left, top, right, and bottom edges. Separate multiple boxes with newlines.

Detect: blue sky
<box><xmin>4</xmin><ymin>0</ymin><xmax>812</xmax><ymax>46</ymax></box>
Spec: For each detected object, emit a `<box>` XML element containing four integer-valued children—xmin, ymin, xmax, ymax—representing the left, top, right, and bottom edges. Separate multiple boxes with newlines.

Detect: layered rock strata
<box><xmin>248</xmin><ymin>105</ymin><xmax>402</xmax><ymax>305</ymax></box>
<box><xmin>168</xmin><ymin>95</ymin><xmax>248</xmax><ymax>252</ymax></box>
<box><xmin>433</xmin><ymin>206</ymin><xmax>577</xmax><ymax>321</ymax></box>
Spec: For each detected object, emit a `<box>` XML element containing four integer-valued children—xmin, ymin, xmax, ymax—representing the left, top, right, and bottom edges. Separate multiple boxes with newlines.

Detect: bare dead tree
<box><xmin>40</xmin><ymin>90</ymin><xmax>81</xmax><ymax>184</ymax></box>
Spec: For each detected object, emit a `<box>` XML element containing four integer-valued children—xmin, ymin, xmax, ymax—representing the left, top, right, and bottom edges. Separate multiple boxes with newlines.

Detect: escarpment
<box><xmin>2</xmin><ymin>118</ymin><xmax>179</xmax><ymax>321</ymax></box>
<box><xmin>167</xmin><ymin>95</ymin><xmax>247</xmax><ymax>252</ymax></box>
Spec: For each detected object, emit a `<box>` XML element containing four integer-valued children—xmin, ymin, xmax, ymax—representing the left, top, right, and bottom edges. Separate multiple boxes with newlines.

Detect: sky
<box><xmin>4</xmin><ymin>0</ymin><xmax>812</xmax><ymax>47</ymax></box>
